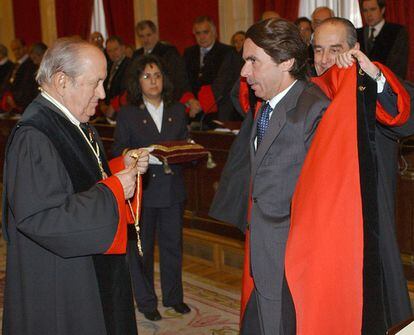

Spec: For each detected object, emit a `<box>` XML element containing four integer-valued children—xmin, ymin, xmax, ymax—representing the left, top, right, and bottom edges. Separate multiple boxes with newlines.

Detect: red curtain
<box><xmin>253</xmin><ymin>0</ymin><xmax>300</xmax><ymax>22</ymax></box>
<box><xmin>102</xmin><ymin>0</ymin><xmax>135</xmax><ymax>46</ymax></box>
<box><xmin>383</xmin><ymin>1</ymin><xmax>414</xmax><ymax>81</ymax></box>
<box><xmin>157</xmin><ymin>0</ymin><xmax>219</xmax><ymax>54</ymax></box>
<box><xmin>55</xmin><ymin>0</ymin><xmax>93</xmax><ymax>39</ymax></box>
<box><xmin>12</xmin><ymin>0</ymin><xmax>42</xmax><ymax>45</ymax></box>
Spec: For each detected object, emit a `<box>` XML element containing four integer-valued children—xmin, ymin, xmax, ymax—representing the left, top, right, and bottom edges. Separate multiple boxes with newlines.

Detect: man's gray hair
<box><xmin>36</xmin><ymin>37</ymin><xmax>92</xmax><ymax>86</ymax></box>
<box><xmin>0</xmin><ymin>44</ymin><xmax>8</xmax><ymax>58</ymax></box>
<box><xmin>193</xmin><ymin>15</ymin><xmax>217</xmax><ymax>33</ymax></box>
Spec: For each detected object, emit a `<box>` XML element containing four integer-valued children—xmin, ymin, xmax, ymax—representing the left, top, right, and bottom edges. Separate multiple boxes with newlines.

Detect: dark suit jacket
<box><xmin>103</xmin><ymin>57</ymin><xmax>130</xmax><ymax>104</ymax></box>
<box><xmin>357</xmin><ymin>22</ymin><xmax>408</xmax><ymax>78</ymax></box>
<box><xmin>7</xmin><ymin>57</ymin><xmax>38</xmax><ymax>111</ymax></box>
<box><xmin>184</xmin><ymin>42</ymin><xmax>242</xmax><ymax>121</ymax></box>
<box><xmin>112</xmin><ymin>101</ymin><xmax>188</xmax><ymax>207</ymax></box>
<box><xmin>0</xmin><ymin>60</ymin><xmax>14</xmax><ymax>96</ymax></box>
<box><xmin>133</xmin><ymin>42</ymin><xmax>191</xmax><ymax>101</ymax></box>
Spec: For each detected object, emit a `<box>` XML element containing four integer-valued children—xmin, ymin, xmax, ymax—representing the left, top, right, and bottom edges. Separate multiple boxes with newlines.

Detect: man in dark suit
<box><xmin>238</xmin><ymin>19</ymin><xmax>329</xmax><ymax>334</ymax></box>
<box><xmin>133</xmin><ymin>20</ymin><xmax>200</xmax><ymax>116</ymax></box>
<box><xmin>2</xmin><ymin>39</ymin><xmax>38</xmax><ymax>115</ymax></box>
<box><xmin>184</xmin><ymin>16</ymin><xmax>242</xmax><ymax>121</ymax></box>
<box><xmin>29</xmin><ymin>42</ymin><xmax>47</xmax><ymax>66</ymax></box>
<box><xmin>0</xmin><ymin>44</ymin><xmax>14</xmax><ymax>109</ymax></box>
<box><xmin>357</xmin><ymin>0</ymin><xmax>408</xmax><ymax>78</ymax></box>
<box><xmin>101</xmin><ymin>35</ymin><xmax>130</xmax><ymax>119</ymax></box>
<box><xmin>313</xmin><ymin>17</ymin><xmax>413</xmax><ymax>331</ymax></box>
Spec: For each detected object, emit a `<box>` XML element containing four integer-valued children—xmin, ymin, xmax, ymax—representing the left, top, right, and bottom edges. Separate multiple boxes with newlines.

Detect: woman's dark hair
<box><xmin>126</xmin><ymin>54</ymin><xmax>174</xmax><ymax>106</ymax></box>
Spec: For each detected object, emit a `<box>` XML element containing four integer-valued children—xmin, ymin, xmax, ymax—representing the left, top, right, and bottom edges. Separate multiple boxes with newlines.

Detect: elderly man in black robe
<box><xmin>2</xmin><ymin>37</ymin><xmax>149</xmax><ymax>335</ymax></box>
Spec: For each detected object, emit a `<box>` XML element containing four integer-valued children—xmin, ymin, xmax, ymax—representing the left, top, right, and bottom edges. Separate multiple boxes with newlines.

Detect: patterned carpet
<box><xmin>136</xmin><ymin>271</ymin><xmax>240</xmax><ymax>335</ymax></box>
<box><xmin>0</xmin><ymin>237</ymin><xmax>240</xmax><ymax>334</ymax></box>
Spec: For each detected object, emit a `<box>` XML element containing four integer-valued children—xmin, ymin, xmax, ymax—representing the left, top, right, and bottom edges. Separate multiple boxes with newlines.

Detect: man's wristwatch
<box><xmin>373</xmin><ymin>69</ymin><xmax>383</xmax><ymax>81</ymax></box>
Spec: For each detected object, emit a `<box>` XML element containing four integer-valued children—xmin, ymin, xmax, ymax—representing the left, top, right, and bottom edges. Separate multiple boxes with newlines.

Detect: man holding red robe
<box><xmin>211</xmin><ymin>17</ymin><xmax>412</xmax><ymax>335</ymax></box>
<box><xmin>285</xmin><ymin>17</ymin><xmax>413</xmax><ymax>334</ymax></box>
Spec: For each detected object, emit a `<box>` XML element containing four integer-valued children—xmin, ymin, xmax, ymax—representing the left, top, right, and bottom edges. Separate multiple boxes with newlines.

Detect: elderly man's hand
<box><xmin>114</xmin><ymin>166</ymin><xmax>138</xmax><ymax>199</ymax></box>
<box><xmin>123</xmin><ymin>148</ymin><xmax>149</xmax><ymax>174</ymax></box>
<box><xmin>335</xmin><ymin>49</ymin><xmax>380</xmax><ymax>80</ymax></box>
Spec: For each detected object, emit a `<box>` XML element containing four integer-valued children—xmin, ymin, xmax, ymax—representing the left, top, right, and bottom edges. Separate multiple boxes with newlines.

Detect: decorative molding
<box><xmin>0</xmin><ymin>0</ymin><xmax>15</xmax><ymax>48</ymax></box>
<box><xmin>133</xmin><ymin>0</ymin><xmax>158</xmax><ymax>48</ymax></box>
<box><xmin>39</xmin><ymin>0</ymin><xmax>57</xmax><ymax>46</ymax></box>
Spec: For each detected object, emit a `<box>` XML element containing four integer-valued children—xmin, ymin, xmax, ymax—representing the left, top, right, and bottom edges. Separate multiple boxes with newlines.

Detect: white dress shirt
<box><xmin>41</xmin><ymin>91</ymin><xmax>80</xmax><ymax>126</ymax></box>
<box><xmin>144</xmin><ymin>98</ymin><xmax>164</xmax><ymax>133</ymax></box>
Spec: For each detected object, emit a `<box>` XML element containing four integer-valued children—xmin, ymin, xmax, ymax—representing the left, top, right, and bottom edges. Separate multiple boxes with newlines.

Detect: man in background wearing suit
<box><xmin>239</xmin><ymin>19</ymin><xmax>329</xmax><ymax>335</ymax></box>
<box><xmin>357</xmin><ymin>0</ymin><xmax>408</xmax><ymax>78</ymax></box>
<box><xmin>184</xmin><ymin>16</ymin><xmax>242</xmax><ymax>121</ymax></box>
<box><xmin>133</xmin><ymin>20</ymin><xmax>200</xmax><ymax>116</ymax></box>
<box><xmin>1</xmin><ymin>39</ymin><xmax>38</xmax><ymax>116</ymax></box>
<box><xmin>313</xmin><ymin>17</ymin><xmax>413</xmax><ymax>331</ymax></box>
<box><xmin>101</xmin><ymin>35</ymin><xmax>130</xmax><ymax>119</ymax></box>
<box><xmin>0</xmin><ymin>44</ymin><xmax>14</xmax><ymax>110</ymax></box>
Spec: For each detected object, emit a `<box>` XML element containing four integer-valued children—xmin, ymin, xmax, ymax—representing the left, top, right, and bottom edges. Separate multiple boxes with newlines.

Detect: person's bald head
<box><xmin>89</xmin><ymin>32</ymin><xmax>104</xmax><ymax>49</ymax></box>
<box><xmin>261</xmin><ymin>10</ymin><xmax>281</xmax><ymax>21</ymax></box>
<box><xmin>313</xmin><ymin>18</ymin><xmax>358</xmax><ymax>75</ymax></box>
<box><xmin>311</xmin><ymin>6</ymin><xmax>334</xmax><ymax>30</ymax></box>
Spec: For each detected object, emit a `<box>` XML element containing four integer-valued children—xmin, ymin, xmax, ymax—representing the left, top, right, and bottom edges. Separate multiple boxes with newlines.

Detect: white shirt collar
<box><xmin>254</xmin><ymin>80</ymin><xmax>297</xmax><ymax>150</ymax></box>
<box><xmin>17</xmin><ymin>54</ymin><xmax>29</xmax><ymax>65</ymax></box>
<box><xmin>370</xmin><ymin>19</ymin><xmax>385</xmax><ymax>37</ymax></box>
<box><xmin>200</xmin><ymin>42</ymin><xmax>215</xmax><ymax>53</ymax></box>
<box><xmin>0</xmin><ymin>58</ymin><xmax>9</xmax><ymax>66</ymax></box>
<box><xmin>41</xmin><ymin>90</ymin><xmax>80</xmax><ymax>126</ymax></box>
<box><xmin>267</xmin><ymin>80</ymin><xmax>297</xmax><ymax>111</ymax></box>
<box><xmin>143</xmin><ymin>98</ymin><xmax>164</xmax><ymax>133</ymax></box>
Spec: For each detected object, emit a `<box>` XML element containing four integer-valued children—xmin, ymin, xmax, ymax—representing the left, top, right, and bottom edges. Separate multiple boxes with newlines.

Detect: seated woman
<box><xmin>112</xmin><ymin>55</ymin><xmax>190</xmax><ymax>321</ymax></box>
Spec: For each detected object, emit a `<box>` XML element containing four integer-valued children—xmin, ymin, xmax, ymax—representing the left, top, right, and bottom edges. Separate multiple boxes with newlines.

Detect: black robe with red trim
<box><xmin>2</xmin><ymin>95</ymin><xmax>136</xmax><ymax>335</ymax></box>
<box><xmin>284</xmin><ymin>64</ymin><xmax>410</xmax><ymax>334</ymax></box>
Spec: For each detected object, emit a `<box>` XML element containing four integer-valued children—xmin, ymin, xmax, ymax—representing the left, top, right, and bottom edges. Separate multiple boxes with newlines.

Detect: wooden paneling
<box><xmin>0</xmin><ymin>0</ymin><xmax>15</xmax><ymax>47</ymax></box>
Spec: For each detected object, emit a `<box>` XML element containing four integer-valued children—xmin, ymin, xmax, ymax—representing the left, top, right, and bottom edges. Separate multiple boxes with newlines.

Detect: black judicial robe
<box><xmin>285</xmin><ymin>64</ymin><xmax>411</xmax><ymax>334</ymax></box>
<box><xmin>2</xmin><ymin>95</ymin><xmax>137</xmax><ymax>335</ymax></box>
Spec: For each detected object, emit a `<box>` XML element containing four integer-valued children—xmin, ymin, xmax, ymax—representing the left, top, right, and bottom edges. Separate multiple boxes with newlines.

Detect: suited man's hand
<box><xmin>187</xmin><ymin>98</ymin><xmax>202</xmax><ymax>118</ymax></box>
<box><xmin>124</xmin><ymin>148</ymin><xmax>149</xmax><ymax>174</ymax></box>
<box><xmin>114</xmin><ymin>166</ymin><xmax>138</xmax><ymax>199</ymax></box>
<box><xmin>335</xmin><ymin>49</ymin><xmax>380</xmax><ymax>79</ymax></box>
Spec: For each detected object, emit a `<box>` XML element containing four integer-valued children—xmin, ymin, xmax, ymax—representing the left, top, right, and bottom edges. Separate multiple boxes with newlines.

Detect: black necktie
<box><xmin>200</xmin><ymin>48</ymin><xmax>208</xmax><ymax>67</ymax></box>
<box><xmin>367</xmin><ymin>27</ymin><xmax>375</xmax><ymax>54</ymax></box>
<box><xmin>256</xmin><ymin>102</ymin><xmax>273</xmax><ymax>146</ymax></box>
